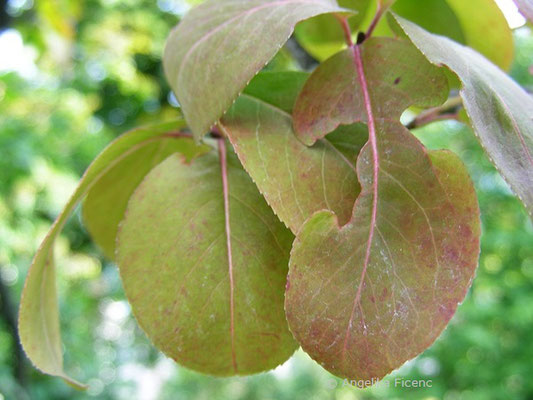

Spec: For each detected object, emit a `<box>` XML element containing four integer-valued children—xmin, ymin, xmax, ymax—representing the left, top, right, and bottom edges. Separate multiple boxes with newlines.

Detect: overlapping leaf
<box><xmin>293</xmin><ymin>37</ymin><xmax>448</xmax><ymax>144</ymax></box>
<box><xmin>294</xmin><ymin>0</ymin><xmax>370</xmax><ymax>61</ymax></box>
<box><xmin>163</xmin><ymin>0</ymin><xmax>349</xmax><ymax>140</ymax></box>
<box><xmin>219</xmin><ymin>71</ymin><xmax>368</xmax><ymax>233</ymax></box>
<box><xmin>18</xmin><ymin>120</ymin><xmax>207</xmax><ymax>387</ymax></box>
<box><xmin>116</xmin><ymin>146</ymin><xmax>297</xmax><ymax>375</ymax></box>
<box><xmin>372</xmin><ymin>0</ymin><xmax>514</xmax><ymax>70</ymax></box>
<box><xmin>83</xmin><ymin>136</ymin><xmax>207</xmax><ymax>259</ymax></box>
<box><xmin>286</xmin><ymin>137</ymin><xmax>481</xmax><ymax>381</ymax></box>
<box><xmin>286</xmin><ymin>37</ymin><xmax>480</xmax><ymax>381</ymax></box>
<box><xmin>396</xmin><ymin>16</ymin><xmax>533</xmax><ymax>217</ymax></box>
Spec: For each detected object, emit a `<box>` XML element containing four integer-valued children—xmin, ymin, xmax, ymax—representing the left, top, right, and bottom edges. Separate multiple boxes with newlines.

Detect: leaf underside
<box><xmin>163</xmin><ymin>0</ymin><xmax>348</xmax><ymax>140</ymax></box>
<box><xmin>116</xmin><ymin>147</ymin><xmax>297</xmax><ymax>376</ymax></box>
<box><xmin>396</xmin><ymin>16</ymin><xmax>533</xmax><ymax>217</ymax></box>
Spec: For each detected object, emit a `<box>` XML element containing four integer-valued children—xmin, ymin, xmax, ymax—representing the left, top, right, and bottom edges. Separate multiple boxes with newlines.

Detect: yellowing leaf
<box><xmin>370</xmin><ymin>0</ymin><xmax>514</xmax><ymax>70</ymax></box>
<box><xmin>18</xmin><ymin>120</ymin><xmax>206</xmax><ymax>387</ymax></box>
<box><xmin>83</xmin><ymin>136</ymin><xmax>206</xmax><ymax>259</ymax></box>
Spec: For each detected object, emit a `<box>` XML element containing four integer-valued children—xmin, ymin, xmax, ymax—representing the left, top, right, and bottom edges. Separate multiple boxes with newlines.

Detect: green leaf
<box><xmin>163</xmin><ymin>0</ymin><xmax>349</xmax><ymax>140</ymax></box>
<box><xmin>294</xmin><ymin>0</ymin><xmax>371</xmax><ymax>61</ymax></box>
<box><xmin>396</xmin><ymin>16</ymin><xmax>533</xmax><ymax>217</ymax></box>
<box><xmin>286</xmin><ymin>137</ymin><xmax>481</xmax><ymax>382</ymax></box>
<box><xmin>287</xmin><ymin>35</ymin><xmax>480</xmax><ymax>381</ymax></box>
<box><xmin>116</xmin><ymin>144</ymin><xmax>297</xmax><ymax>375</ymax></box>
<box><xmin>83</xmin><ymin>135</ymin><xmax>208</xmax><ymax>260</ymax></box>
<box><xmin>293</xmin><ymin>37</ymin><xmax>449</xmax><ymax>145</ymax></box>
<box><xmin>219</xmin><ymin>71</ymin><xmax>367</xmax><ymax>233</ymax></box>
<box><xmin>371</xmin><ymin>0</ymin><xmax>514</xmax><ymax>70</ymax></box>
<box><xmin>514</xmin><ymin>0</ymin><xmax>533</xmax><ymax>22</ymax></box>
<box><xmin>18</xmin><ymin>120</ymin><xmax>205</xmax><ymax>387</ymax></box>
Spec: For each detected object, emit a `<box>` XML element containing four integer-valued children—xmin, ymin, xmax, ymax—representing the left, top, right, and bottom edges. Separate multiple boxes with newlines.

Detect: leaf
<box><xmin>219</xmin><ymin>71</ymin><xmax>367</xmax><ymax>233</ymax></box>
<box><xmin>83</xmin><ymin>136</ymin><xmax>207</xmax><ymax>260</ymax></box>
<box><xmin>287</xmin><ymin>36</ymin><xmax>480</xmax><ymax>381</ymax></box>
<box><xmin>294</xmin><ymin>0</ymin><xmax>371</xmax><ymax>61</ymax></box>
<box><xmin>285</xmin><ymin>134</ymin><xmax>481</xmax><ymax>382</ymax></box>
<box><xmin>443</xmin><ymin>0</ymin><xmax>514</xmax><ymax>70</ymax></box>
<box><xmin>293</xmin><ymin>37</ymin><xmax>449</xmax><ymax>145</ymax></box>
<box><xmin>116</xmin><ymin>143</ymin><xmax>297</xmax><ymax>375</ymax></box>
<box><xmin>18</xmin><ymin>120</ymin><xmax>206</xmax><ymax>387</ymax></box>
<box><xmin>514</xmin><ymin>0</ymin><xmax>533</xmax><ymax>22</ymax></box>
<box><xmin>163</xmin><ymin>0</ymin><xmax>349</xmax><ymax>140</ymax></box>
<box><xmin>371</xmin><ymin>0</ymin><xmax>514</xmax><ymax>70</ymax></box>
<box><xmin>396</xmin><ymin>16</ymin><xmax>533</xmax><ymax>217</ymax></box>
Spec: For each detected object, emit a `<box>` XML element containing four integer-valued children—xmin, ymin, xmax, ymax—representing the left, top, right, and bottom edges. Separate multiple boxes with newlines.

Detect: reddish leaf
<box><xmin>293</xmin><ymin>37</ymin><xmax>448</xmax><ymax>145</ymax></box>
<box><xmin>286</xmin><ymin>135</ymin><xmax>481</xmax><ymax>382</ymax></box>
<box><xmin>286</xmin><ymin>37</ymin><xmax>480</xmax><ymax>382</ymax></box>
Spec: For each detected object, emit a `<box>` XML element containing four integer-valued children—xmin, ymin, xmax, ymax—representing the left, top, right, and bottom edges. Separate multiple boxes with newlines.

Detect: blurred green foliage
<box><xmin>0</xmin><ymin>0</ymin><xmax>532</xmax><ymax>399</ymax></box>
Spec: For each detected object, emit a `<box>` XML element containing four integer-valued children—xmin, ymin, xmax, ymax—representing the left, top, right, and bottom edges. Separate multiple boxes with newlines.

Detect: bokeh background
<box><xmin>0</xmin><ymin>0</ymin><xmax>532</xmax><ymax>399</ymax></box>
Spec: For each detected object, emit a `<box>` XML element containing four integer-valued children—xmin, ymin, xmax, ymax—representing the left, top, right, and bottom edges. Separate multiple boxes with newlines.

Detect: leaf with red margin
<box><xmin>286</xmin><ymin>37</ymin><xmax>480</xmax><ymax>382</ymax></box>
<box><xmin>163</xmin><ymin>0</ymin><xmax>350</xmax><ymax>140</ymax></box>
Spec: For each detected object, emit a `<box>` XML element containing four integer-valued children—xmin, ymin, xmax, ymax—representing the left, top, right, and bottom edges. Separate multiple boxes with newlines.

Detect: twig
<box><xmin>406</xmin><ymin>96</ymin><xmax>463</xmax><ymax>130</ymax></box>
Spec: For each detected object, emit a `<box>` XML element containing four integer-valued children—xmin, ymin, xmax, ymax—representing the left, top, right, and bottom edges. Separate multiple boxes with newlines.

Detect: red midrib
<box><xmin>218</xmin><ymin>138</ymin><xmax>238</xmax><ymax>373</ymax></box>
<box><xmin>341</xmin><ymin>43</ymin><xmax>380</xmax><ymax>364</ymax></box>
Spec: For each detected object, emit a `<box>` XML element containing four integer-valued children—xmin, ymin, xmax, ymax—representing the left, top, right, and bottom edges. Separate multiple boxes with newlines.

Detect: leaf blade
<box><xmin>294</xmin><ymin>0</ymin><xmax>371</xmax><ymax>61</ymax></box>
<box><xmin>82</xmin><ymin>136</ymin><xmax>207</xmax><ymax>259</ymax></box>
<box><xmin>293</xmin><ymin>37</ymin><xmax>449</xmax><ymax>145</ymax></box>
<box><xmin>163</xmin><ymin>0</ymin><xmax>348</xmax><ymax>139</ymax></box>
<box><xmin>287</xmin><ymin>36</ymin><xmax>480</xmax><ymax>382</ymax></box>
<box><xmin>396</xmin><ymin>15</ymin><xmax>533</xmax><ymax>217</ymax></box>
<box><xmin>116</xmin><ymin>146</ymin><xmax>297</xmax><ymax>375</ymax></box>
<box><xmin>18</xmin><ymin>120</ymin><xmax>205</xmax><ymax>386</ymax></box>
<box><xmin>286</xmin><ymin>123</ymin><xmax>481</xmax><ymax>382</ymax></box>
<box><xmin>219</xmin><ymin>72</ymin><xmax>367</xmax><ymax>233</ymax></box>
